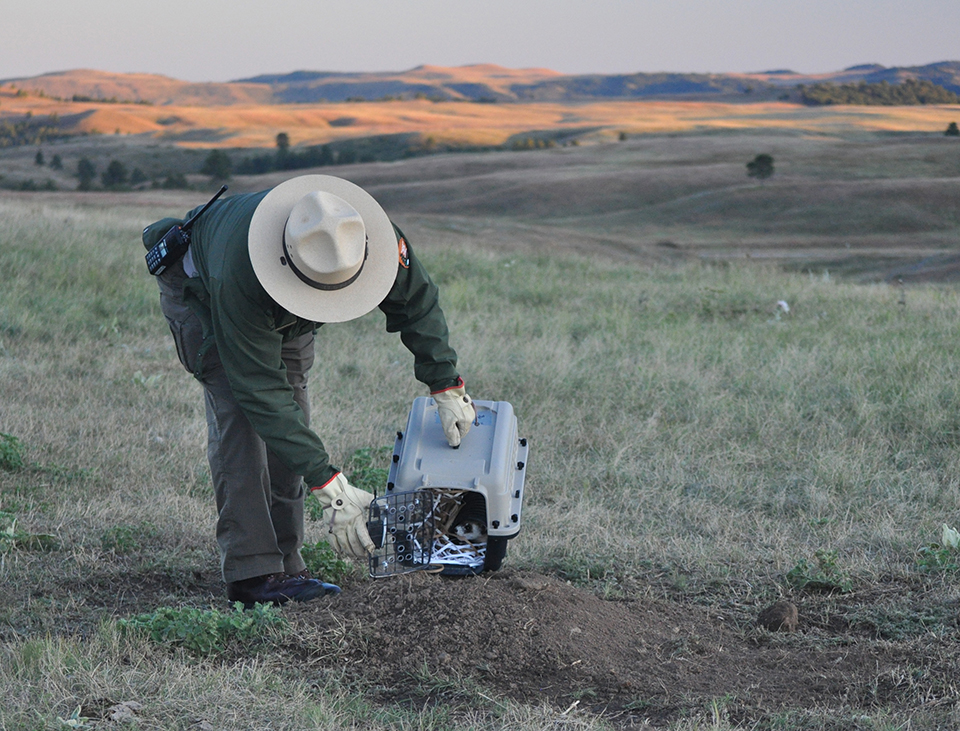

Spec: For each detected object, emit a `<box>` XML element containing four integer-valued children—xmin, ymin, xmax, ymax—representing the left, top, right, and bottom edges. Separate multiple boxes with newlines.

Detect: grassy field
<box><xmin>1</xmin><ymin>135</ymin><xmax>960</xmax><ymax>728</ymax></box>
<box><xmin>6</xmin><ymin>122</ymin><xmax>960</xmax><ymax>281</ymax></box>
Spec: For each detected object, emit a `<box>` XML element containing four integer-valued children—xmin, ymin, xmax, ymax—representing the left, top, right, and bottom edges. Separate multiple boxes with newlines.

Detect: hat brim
<box><xmin>249</xmin><ymin>175</ymin><xmax>398</xmax><ymax>323</ymax></box>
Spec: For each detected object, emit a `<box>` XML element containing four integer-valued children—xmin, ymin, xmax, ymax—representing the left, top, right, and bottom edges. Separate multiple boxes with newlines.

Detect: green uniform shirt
<box><xmin>143</xmin><ymin>190</ymin><xmax>460</xmax><ymax>487</ymax></box>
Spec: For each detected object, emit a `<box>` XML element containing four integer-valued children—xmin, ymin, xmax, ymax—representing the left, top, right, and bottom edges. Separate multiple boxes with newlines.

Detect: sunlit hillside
<box><xmin>2</xmin><ymin>83</ymin><xmax>959</xmax><ymax>150</ymax></box>
<box><xmin>6</xmin><ymin>62</ymin><xmax>960</xmax><ymax>105</ymax></box>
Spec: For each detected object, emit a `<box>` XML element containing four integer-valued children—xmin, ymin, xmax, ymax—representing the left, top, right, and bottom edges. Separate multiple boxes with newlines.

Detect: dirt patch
<box><xmin>284</xmin><ymin>569</ymin><xmax>946</xmax><ymax>725</ymax></box>
<box><xmin>6</xmin><ymin>553</ymin><xmax>956</xmax><ymax>726</ymax></box>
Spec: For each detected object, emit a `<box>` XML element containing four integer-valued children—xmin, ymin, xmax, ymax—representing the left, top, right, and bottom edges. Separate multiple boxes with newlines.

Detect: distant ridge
<box><xmin>3</xmin><ymin>62</ymin><xmax>959</xmax><ymax>106</ymax></box>
<box><xmin>844</xmin><ymin>64</ymin><xmax>886</xmax><ymax>72</ymax></box>
<box><xmin>0</xmin><ymin>68</ymin><xmax>274</xmax><ymax>106</ymax></box>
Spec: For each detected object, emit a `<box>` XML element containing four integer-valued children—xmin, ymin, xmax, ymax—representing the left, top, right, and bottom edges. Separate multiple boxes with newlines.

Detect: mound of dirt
<box><xmin>287</xmin><ymin>569</ymin><xmax>926</xmax><ymax>724</ymax></box>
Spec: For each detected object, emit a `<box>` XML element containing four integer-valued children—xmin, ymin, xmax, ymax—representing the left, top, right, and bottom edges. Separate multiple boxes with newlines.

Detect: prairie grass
<box><xmin>2</xmin><ymin>191</ymin><xmax>960</xmax><ymax>728</ymax></box>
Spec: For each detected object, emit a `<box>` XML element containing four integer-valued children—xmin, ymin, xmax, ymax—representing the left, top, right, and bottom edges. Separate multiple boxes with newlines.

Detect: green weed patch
<box><xmin>341</xmin><ymin>446</ymin><xmax>391</xmax><ymax>493</ymax></box>
<box><xmin>101</xmin><ymin>522</ymin><xmax>160</xmax><ymax>554</ymax></box>
<box><xmin>117</xmin><ymin>603</ymin><xmax>287</xmax><ymax>656</ymax></box>
<box><xmin>308</xmin><ymin>446</ymin><xmax>390</xmax><ymax>522</ymax></box>
<box><xmin>916</xmin><ymin>545</ymin><xmax>960</xmax><ymax>571</ymax></box>
<box><xmin>0</xmin><ymin>433</ymin><xmax>24</xmax><ymax>471</ymax></box>
<box><xmin>301</xmin><ymin>539</ymin><xmax>354</xmax><ymax>584</ymax></box>
<box><xmin>0</xmin><ymin>511</ymin><xmax>59</xmax><ymax>553</ymax></box>
<box><xmin>916</xmin><ymin>524</ymin><xmax>960</xmax><ymax>572</ymax></box>
<box><xmin>785</xmin><ymin>549</ymin><xmax>853</xmax><ymax>594</ymax></box>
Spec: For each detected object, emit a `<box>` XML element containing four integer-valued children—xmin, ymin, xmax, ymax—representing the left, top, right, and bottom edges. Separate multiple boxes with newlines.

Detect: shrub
<box><xmin>747</xmin><ymin>153</ymin><xmax>774</xmax><ymax>180</ymax></box>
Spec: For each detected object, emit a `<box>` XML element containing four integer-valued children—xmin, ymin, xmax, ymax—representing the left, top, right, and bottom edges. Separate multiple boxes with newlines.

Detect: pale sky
<box><xmin>2</xmin><ymin>0</ymin><xmax>957</xmax><ymax>82</ymax></box>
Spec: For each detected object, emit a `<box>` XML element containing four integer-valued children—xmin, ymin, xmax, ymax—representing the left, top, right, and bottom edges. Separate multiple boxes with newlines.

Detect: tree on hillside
<box><xmin>747</xmin><ymin>154</ymin><xmax>775</xmax><ymax>181</ymax></box>
<box><xmin>158</xmin><ymin>173</ymin><xmax>189</xmax><ymax>190</ymax></box>
<box><xmin>76</xmin><ymin>158</ymin><xmax>96</xmax><ymax>191</ymax></box>
<box><xmin>101</xmin><ymin>159</ymin><xmax>128</xmax><ymax>188</ymax></box>
<box><xmin>800</xmin><ymin>79</ymin><xmax>960</xmax><ymax>106</ymax></box>
<box><xmin>201</xmin><ymin>149</ymin><xmax>232</xmax><ymax>181</ymax></box>
<box><xmin>34</xmin><ymin>149</ymin><xmax>44</xmax><ymax>166</ymax></box>
<box><xmin>50</xmin><ymin>154</ymin><xmax>63</xmax><ymax>170</ymax></box>
<box><xmin>947</xmin><ymin>122</ymin><xmax>960</xmax><ymax>137</ymax></box>
<box><xmin>317</xmin><ymin>144</ymin><xmax>334</xmax><ymax>166</ymax></box>
<box><xmin>337</xmin><ymin>144</ymin><xmax>358</xmax><ymax>165</ymax></box>
<box><xmin>275</xmin><ymin>132</ymin><xmax>291</xmax><ymax>168</ymax></box>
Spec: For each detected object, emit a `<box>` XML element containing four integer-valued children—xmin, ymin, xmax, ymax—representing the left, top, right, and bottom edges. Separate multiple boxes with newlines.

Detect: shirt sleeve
<box><xmin>378</xmin><ymin>227</ymin><xmax>460</xmax><ymax>391</ymax></box>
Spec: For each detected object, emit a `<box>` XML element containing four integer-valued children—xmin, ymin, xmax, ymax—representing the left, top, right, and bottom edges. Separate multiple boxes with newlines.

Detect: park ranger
<box><xmin>142</xmin><ymin>175</ymin><xmax>475</xmax><ymax>607</ymax></box>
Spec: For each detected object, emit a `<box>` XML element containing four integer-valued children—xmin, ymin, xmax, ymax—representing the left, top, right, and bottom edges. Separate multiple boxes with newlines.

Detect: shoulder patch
<box><xmin>398</xmin><ymin>236</ymin><xmax>410</xmax><ymax>269</ymax></box>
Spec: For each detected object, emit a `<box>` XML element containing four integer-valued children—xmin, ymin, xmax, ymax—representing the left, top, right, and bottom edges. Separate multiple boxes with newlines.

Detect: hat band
<box><xmin>281</xmin><ymin>234</ymin><xmax>369</xmax><ymax>292</ymax></box>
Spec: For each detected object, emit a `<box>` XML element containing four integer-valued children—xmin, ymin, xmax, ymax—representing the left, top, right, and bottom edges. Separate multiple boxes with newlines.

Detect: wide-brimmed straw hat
<box><xmin>248</xmin><ymin>175</ymin><xmax>398</xmax><ymax>323</ymax></box>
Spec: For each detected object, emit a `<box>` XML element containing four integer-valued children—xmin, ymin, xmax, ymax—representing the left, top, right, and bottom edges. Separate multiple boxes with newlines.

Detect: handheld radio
<box><xmin>145</xmin><ymin>185</ymin><xmax>228</xmax><ymax>275</ymax></box>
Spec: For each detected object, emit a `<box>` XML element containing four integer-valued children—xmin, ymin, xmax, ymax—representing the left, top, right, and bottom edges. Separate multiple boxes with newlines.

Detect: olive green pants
<box><xmin>157</xmin><ymin>259</ymin><xmax>312</xmax><ymax>584</ymax></box>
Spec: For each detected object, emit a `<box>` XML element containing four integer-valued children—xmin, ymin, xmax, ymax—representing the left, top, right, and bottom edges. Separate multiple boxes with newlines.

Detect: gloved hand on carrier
<box><xmin>431</xmin><ymin>378</ymin><xmax>477</xmax><ymax>448</ymax></box>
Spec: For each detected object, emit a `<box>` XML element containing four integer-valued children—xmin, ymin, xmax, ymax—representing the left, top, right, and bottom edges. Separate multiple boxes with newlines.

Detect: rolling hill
<box><xmin>3</xmin><ymin>61</ymin><xmax>959</xmax><ymax>106</ymax></box>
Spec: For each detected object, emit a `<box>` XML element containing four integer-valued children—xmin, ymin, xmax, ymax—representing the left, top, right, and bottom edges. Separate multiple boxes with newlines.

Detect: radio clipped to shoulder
<box><xmin>145</xmin><ymin>185</ymin><xmax>228</xmax><ymax>275</ymax></box>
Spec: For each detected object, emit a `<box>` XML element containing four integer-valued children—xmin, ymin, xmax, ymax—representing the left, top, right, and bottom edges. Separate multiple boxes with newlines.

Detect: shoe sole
<box><xmin>296</xmin><ymin>582</ymin><xmax>342</xmax><ymax>601</ymax></box>
<box><xmin>237</xmin><ymin>581</ymin><xmax>341</xmax><ymax>609</ymax></box>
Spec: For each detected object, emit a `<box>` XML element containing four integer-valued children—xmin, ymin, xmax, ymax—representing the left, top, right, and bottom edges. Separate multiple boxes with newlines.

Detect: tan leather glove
<box><xmin>431</xmin><ymin>378</ymin><xmax>476</xmax><ymax>448</ymax></box>
<box><xmin>311</xmin><ymin>473</ymin><xmax>375</xmax><ymax>558</ymax></box>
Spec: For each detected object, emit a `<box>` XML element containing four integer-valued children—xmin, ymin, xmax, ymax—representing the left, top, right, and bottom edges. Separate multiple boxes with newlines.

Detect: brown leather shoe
<box><xmin>226</xmin><ymin>572</ymin><xmax>340</xmax><ymax>609</ymax></box>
